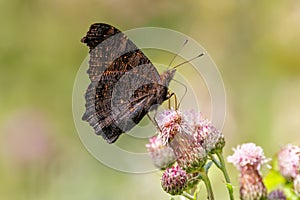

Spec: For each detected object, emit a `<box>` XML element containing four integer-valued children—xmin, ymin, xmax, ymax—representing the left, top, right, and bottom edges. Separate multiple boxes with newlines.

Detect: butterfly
<box><xmin>81</xmin><ymin>23</ymin><xmax>176</xmax><ymax>143</ymax></box>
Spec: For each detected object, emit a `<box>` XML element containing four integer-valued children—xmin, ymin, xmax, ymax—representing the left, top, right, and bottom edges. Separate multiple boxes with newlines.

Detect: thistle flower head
<box><xmin>239</xmin><ymin>164</ymin><xmax>267</xmax><ymax>200</ymax></box>
<box><xmin>183</xmin><ymin>110</ymin><xmax>225</xmax><ymax>154</ymax></box>
<box><xmin>182</xmin><ymin>110</ymin><xmax>205</xmax><ymax>129</ymax></box>
<box><xmin>277</xmin><ymin>144</ymin><xmax>300</xmax><ymax>179</ymax></box>
<box><xmin>228</xmin><ymin>143</ymin><xmax>269</xmax><ymax>200</ymax></box>
<box><xmin>174</xmin><ymin>139</ymin><xmax>207</xmax><ymax>172</ymax></box>
<box><xmin>156</xmin><ymin>109</ymin><xmax>191</xmax><ymax>144</ymax></box>
<box><xmin>194</xmin><ymin>119</ymin><xmax>225</xmax><ymax>154</ymax></box>
<box><xmin>227</xmin><ymin>143</ymin><xmax>269</xmax><ymax>171</ymax></box>
<box><xmin>161</xmin><ymin>165</ymin><xmax>188</xmax><ymax>195</ymax></box>
<box><xmin>166</xmin><ymin>119</ymin><xmax>207</xmax><ymax>172</ymax></box>
<box><xmin>146</xmin><ymin>136</ymin><xmax>176</xmax><ymax>169</ymax></box>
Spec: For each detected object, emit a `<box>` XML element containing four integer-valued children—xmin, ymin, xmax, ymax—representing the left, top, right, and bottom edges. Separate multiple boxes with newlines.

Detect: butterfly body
<box><xmin>81</xmin><ymin>23</ymin><xmax>175</xmax><ymax>143</ymax></box>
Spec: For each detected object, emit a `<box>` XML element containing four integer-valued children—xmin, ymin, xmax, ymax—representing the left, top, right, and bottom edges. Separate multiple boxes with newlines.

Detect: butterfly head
<box><xmin>160</xmin><ymin>69</ymin><xmax>176</xmax><ymax>86</ymax></box>
<box><xmin>154</xmin><ymin>69</ymin><xmax>176</xmax><ymax>104</ymax></box>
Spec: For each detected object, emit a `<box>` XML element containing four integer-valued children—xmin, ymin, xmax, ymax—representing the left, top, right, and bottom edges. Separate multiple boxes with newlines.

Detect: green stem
<box><xmin>210</xmin><ymin>155</ymin><xmax>222</xmax><ymax>169</ymax></box>
<box><xmin>215</xmin><ymin>151</ymin><xmax>234</xmax><ymax>200</ymax></box>
<box><xmin>182</xmin><ymin>192</ymin><xmax>194</xmax><ymax>200</ymax></box>
<box><xmin>199</xmin><ymin>171</ymin><xmax>214</xmax><ymax>200</ymax></box>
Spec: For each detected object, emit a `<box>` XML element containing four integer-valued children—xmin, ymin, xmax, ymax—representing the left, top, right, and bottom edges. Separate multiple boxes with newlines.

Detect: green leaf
<box><xmin>263</xmin><ymin>169</ymin><xmax>286</xmax><ymax>190</ymax></box>
<box><xmin>283</xmin><ymin>186</ymin><xmax>299</xmax><ymax>200</ymax></box>
<box><xmin>225</xmin><ymin>182</ymin><xmax>233</xmax><ymax>193</ymax></box>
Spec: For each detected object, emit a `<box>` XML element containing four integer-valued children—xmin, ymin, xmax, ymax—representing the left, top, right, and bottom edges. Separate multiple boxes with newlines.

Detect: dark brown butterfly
<box><xmin>81</xmin><ymin>23</ymin><xmax>176</xmax><ymax>143</ymax></box>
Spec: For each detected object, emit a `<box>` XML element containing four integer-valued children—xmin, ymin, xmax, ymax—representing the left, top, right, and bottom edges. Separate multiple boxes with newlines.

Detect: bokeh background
<box><xmin>1</xmin><ymin>0</ymin><xmax>300</xmax><ymax>199</ymax></box>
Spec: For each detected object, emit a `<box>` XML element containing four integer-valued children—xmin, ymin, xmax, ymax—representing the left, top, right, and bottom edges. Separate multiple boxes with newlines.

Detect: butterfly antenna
<box><xmin>174</xmin><ymin>93</ymin><xmax>178</xmax><ymax>110</ymax></box>
<box><xmin>167</xmin><ymin>39</ymin><xmax>189</xmax><ymax>69</ymax></box>
<box><xmin>172</xmin><ymin>79</ymin><xmax>187</xmax><ymax>110</ymax></box>
<box><xmin>147</xmin><ymin>113</ymin><xmax>161</xmax><ymax>132</ymax></box>
<box><xmin>172</xmin><ymin>52</ymin><xmax>205</xmax><ymax>69</ymax></box>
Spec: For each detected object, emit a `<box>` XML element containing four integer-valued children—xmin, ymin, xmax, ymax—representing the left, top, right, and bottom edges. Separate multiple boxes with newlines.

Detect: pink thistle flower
<box><xmin>182</xmin><ymin>110</ymin><xmax>205</xmax><ymax>129</ymax></box>
<box><xmin>156</xmin><ymin>109</ymin><xmax>209</xmax><ymax>172</ymax></box>
<box><xmin>146</xmin><ymin>136</ymin><xmax>176</xmax><ymax>169</ymax></box>
<box><xmin>277</xmin><ymin>144</ymin><xmax>300</xmax><ymax>179</ymax></box>
<box><xmin>161</xmin><ymin>165</ymin><xmax>188</xmax><ymax>195</ymax></box>
<box><xmin>183</xmin><ymin>110</ymin><xmax>225</xmax><ymax>154</ymax></box>
<box><xmin>227</xmin><ymin>143</ymin><xmax>269</xmax><ymax>171</ymax></box>
<box><xmin>173</xmin><ymin>138</ymin><xmax>207</xmax><ymax>172</ymax></box>
<box><xmin>227</xmin><ymin>143</ymin><xmax>269</xmax><ymax>200</ymax></box>
<box><xmin>194</xmin><ymin>120</ymin><xmax>225</xmax><ymax>154</ymax></box>
<box><xmin>156</xmin><ymin>109</ymin><xmax>191</xmax><ymax>145</ymax></box>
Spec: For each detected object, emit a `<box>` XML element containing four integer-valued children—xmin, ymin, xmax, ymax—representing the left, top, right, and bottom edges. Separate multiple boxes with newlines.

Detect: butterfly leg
<box><xmin>167</xmin><ymin>91</ymin><xmax>178</xmax><ymax>110</ymax></box>
<box><xmin>147</xmin><ymin>113</ymin><xmax>161</xmax><ymax>132</ymax></box>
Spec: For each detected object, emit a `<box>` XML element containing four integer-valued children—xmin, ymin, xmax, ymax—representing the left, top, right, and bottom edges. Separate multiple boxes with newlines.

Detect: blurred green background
<box><xmin>1</xmin><ymin>0</ymin><xmax>300</xmax><ymax>199</ymax></box>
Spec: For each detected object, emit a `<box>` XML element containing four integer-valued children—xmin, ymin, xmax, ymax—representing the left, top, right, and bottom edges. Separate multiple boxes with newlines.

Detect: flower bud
<box><xmin>268</xmin><ymin>189</ymin><xmax>286</xmax><ymax>200</ymax></box>
<box><xmin>161</xmin><ymin>166</ymin><xmax>188</xmax><ymax>195</ymax></box>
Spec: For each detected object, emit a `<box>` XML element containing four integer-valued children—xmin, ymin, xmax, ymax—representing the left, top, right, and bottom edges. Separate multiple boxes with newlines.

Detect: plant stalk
<box><xmin>215</xmin><ymin>151</ymin><xmax>234</xmax><ymax>200</ymax></box>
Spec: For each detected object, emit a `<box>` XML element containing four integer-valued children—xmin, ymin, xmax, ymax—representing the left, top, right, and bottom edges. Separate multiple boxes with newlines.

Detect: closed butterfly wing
<box><xmin>81</xmin><ymin>23</ymin><xmax>175</xmax><ymax>143</ymax></box>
